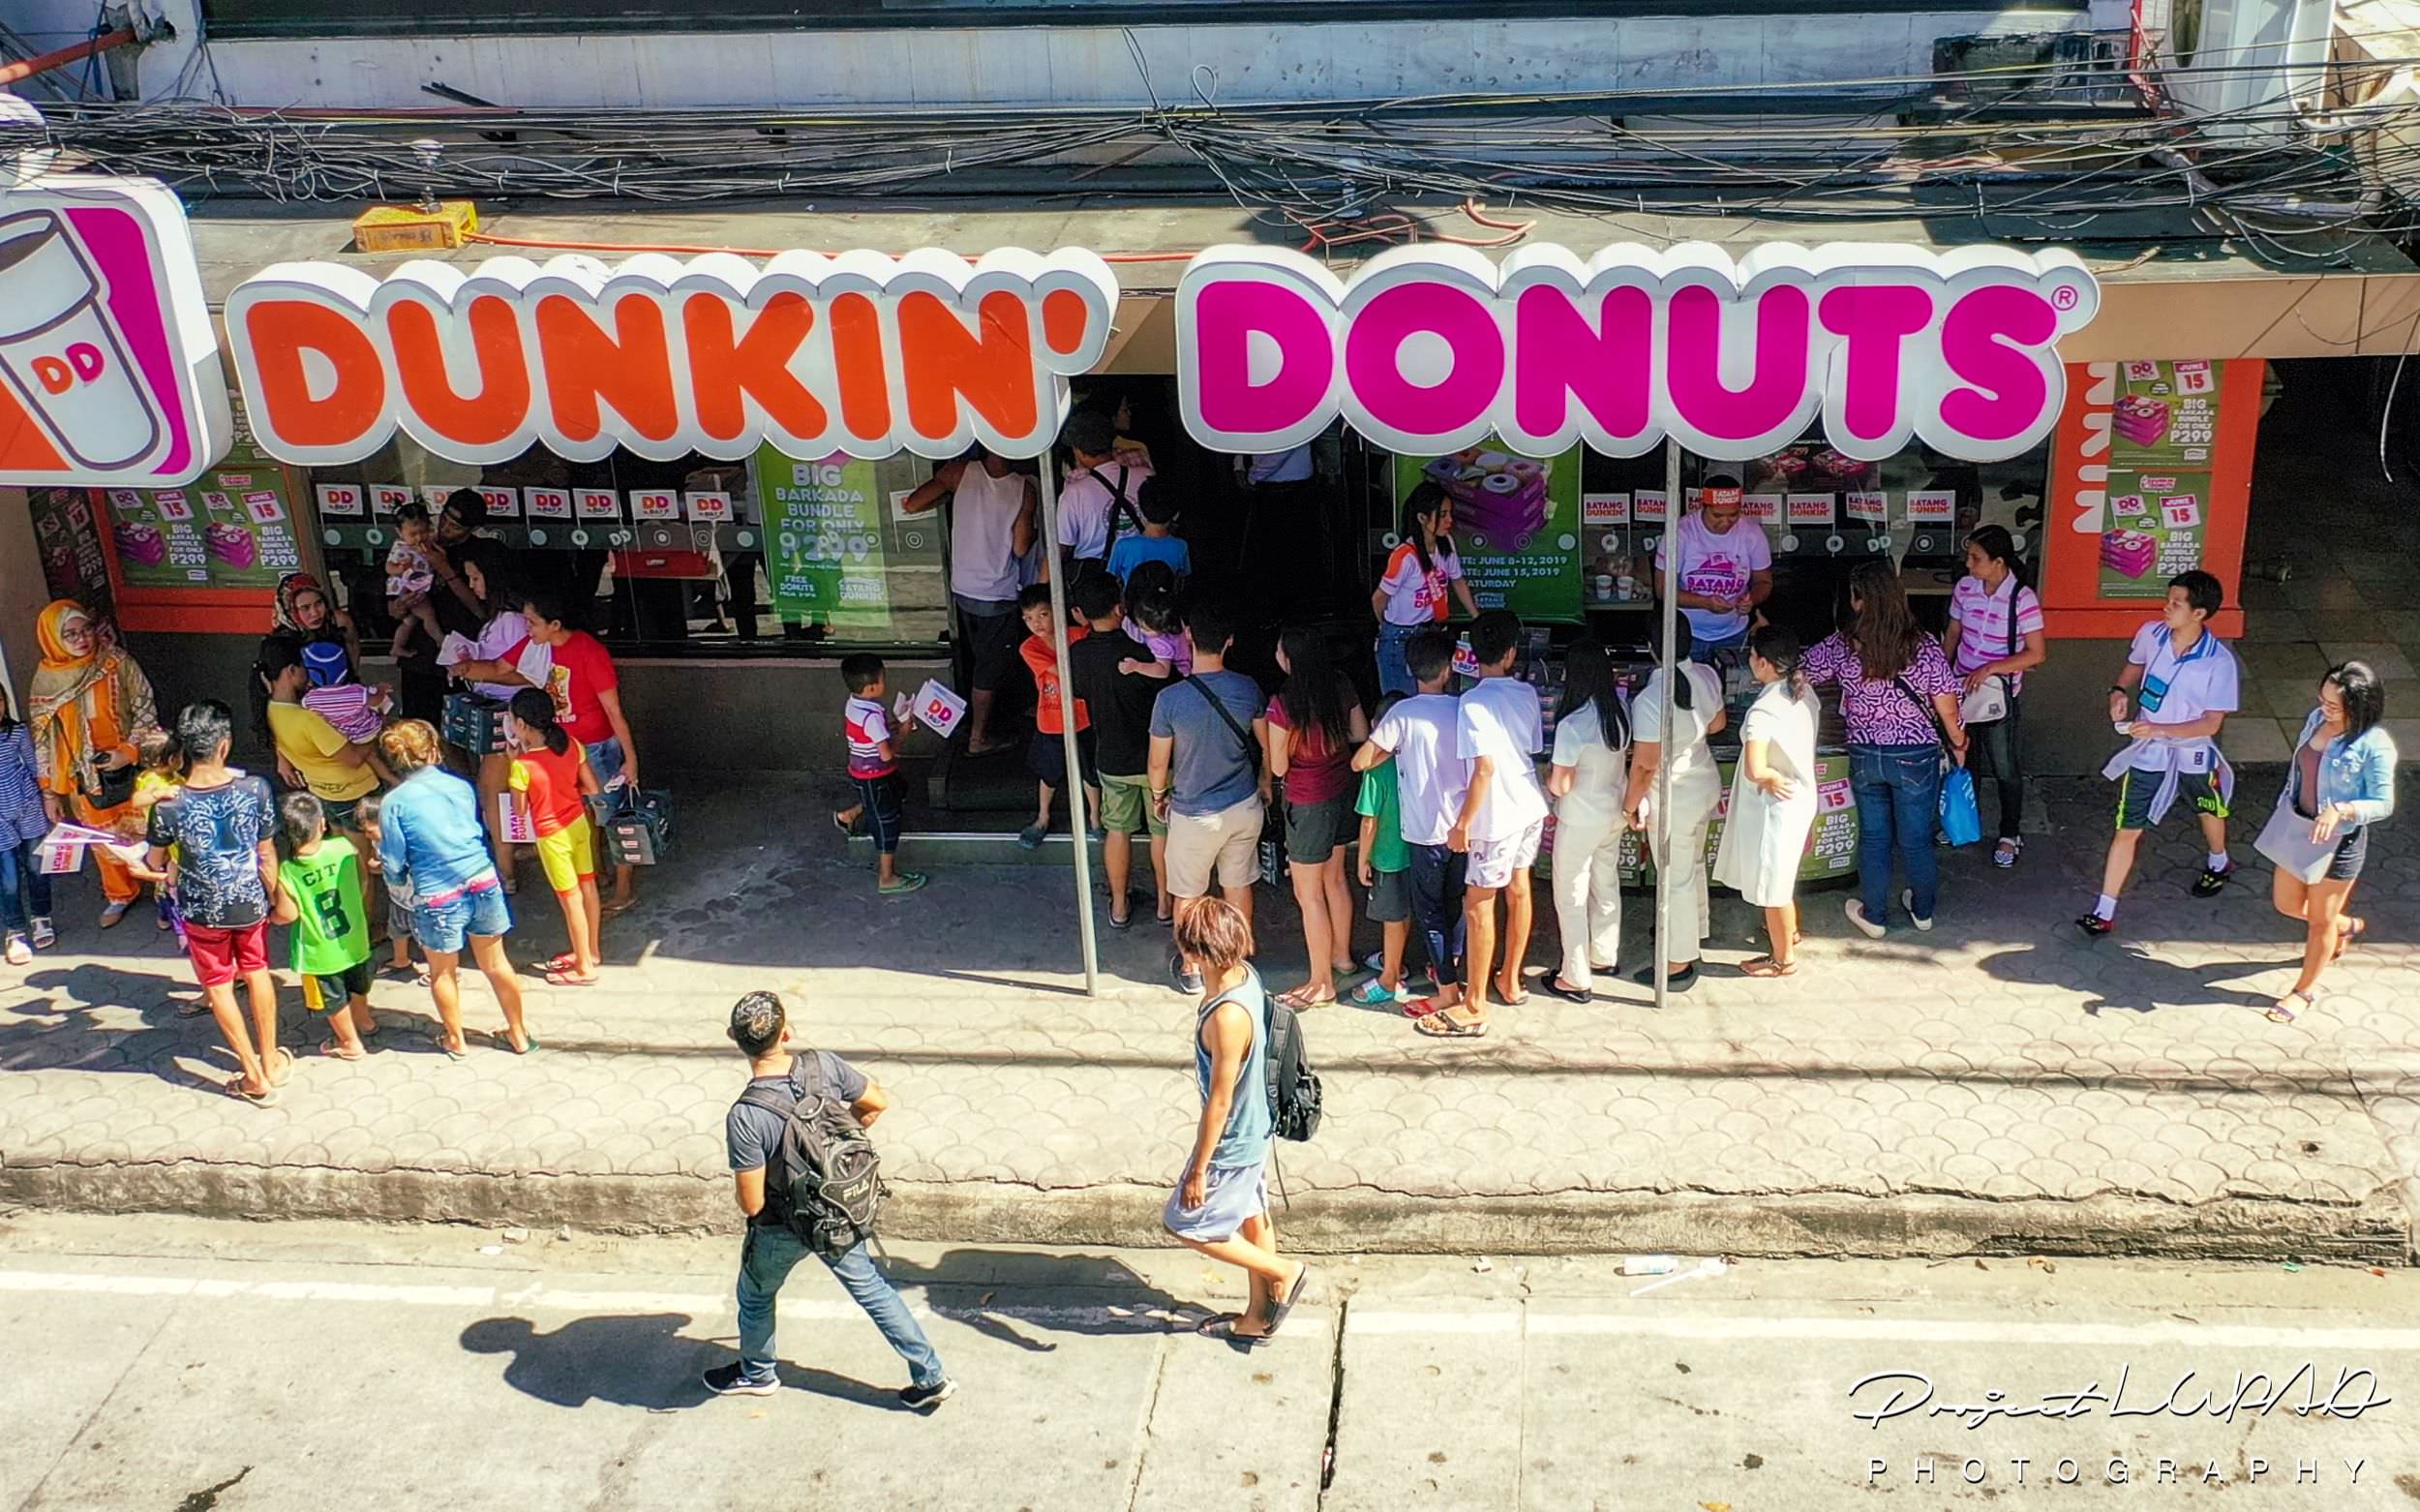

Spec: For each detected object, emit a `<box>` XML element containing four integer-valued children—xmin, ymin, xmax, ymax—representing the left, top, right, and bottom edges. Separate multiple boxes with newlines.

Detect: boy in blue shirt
<box><xmin>1106</xmin><ymin>479</ymin><xmax>1191</xmax><ymax>586</ymax></box>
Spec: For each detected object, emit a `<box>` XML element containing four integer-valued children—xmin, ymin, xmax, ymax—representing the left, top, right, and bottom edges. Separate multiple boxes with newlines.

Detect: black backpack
<box><xmin>1262</xmin><ymin>994</ymin><xmax>1323</xmax><ymax>1142</ymax></box>
<box><xmin>738</xmin><ymin>1056</ymin><xmax>885</xmax><ymax>1255</ymax></box>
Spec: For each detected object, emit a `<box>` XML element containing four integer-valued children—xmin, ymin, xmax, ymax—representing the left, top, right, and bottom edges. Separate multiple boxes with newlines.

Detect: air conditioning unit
<box><xmin>2131</xmin><ymin>0</ymin><xmax>2334</xmax><ymax>140</ymax></box>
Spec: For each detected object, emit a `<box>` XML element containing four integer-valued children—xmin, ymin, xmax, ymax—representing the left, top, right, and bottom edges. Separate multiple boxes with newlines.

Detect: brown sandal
<box><xmin>1739</xmin><ymin>955</ymin><xmax>1800</xmax><ymax>978</ymax></box>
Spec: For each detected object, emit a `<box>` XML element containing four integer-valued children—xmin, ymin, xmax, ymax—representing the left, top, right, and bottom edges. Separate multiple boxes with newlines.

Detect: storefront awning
<box><xmin>176</xmin><ymin>196</ymin><xmax>2420</xmax><ymax>363</ymax></box>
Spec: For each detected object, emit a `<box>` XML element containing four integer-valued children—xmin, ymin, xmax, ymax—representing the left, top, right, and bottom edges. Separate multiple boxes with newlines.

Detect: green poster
<box><xmin>759</xmin><ymin>447</ymin><xmax>893</xmax><ymax>632</ymax></box>
<box><xmin>1392</xmin><ymin>439</ymin><xmax>1583</xmax><ymax>622</ymax></box>
<box><xmin>104</xmin><ymin>423</ymin><xmax>303</xmax><ymax>590</ymax></box>
<box><xmin>2099</xmin><ymin>360</ymin><xmax>2222</xmax><ymax>600</ymax></box>
<box><xmin>1610</xmin><ymin>754</ymin><xmax>1858</xmax><ymax>886</ymax></box>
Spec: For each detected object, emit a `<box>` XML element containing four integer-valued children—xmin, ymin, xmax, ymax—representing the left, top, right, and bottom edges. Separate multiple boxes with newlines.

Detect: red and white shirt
<box><xmin>843</xmin><ymin>695</ymin><xmax>895</xmax><ymax>779</ymax></box>
<box><xmin>1377</xmin><ymin>540</ymin><xmax>1464</xmax><ymax>625</ymax></box>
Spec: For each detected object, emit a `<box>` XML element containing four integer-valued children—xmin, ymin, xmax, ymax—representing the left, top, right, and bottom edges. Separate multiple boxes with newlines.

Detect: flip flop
<box><xmin>438</xmin><ymin>1038</ymin><xmax>469</xmax><ymax>1061</ymax></box>
<box><xmin>1264</xmin><ymin>1263</ymin><xmax>1315</xmax><ymax>1337</ymax></box>
<box><xmin>1739</xmin><ymin>955</ymin><xmax>1800</xmax><ymax>979</ymax></box>
<box><xmin>1403</xmin><ymin>994</ymin><xmax>1455</xmax><ymax>1020</ymax></box>
<box><xmin>544</xmin><ymin>969</ymin><xmax>598</xmax><ymax>986</ymax></box>
<box><xmin>98</xmin><ymin>901</ymin><xmax>131</xmax><ymax>929</ymax></box>
<box><xmin>1194</xmin><ymin>1313</ymin><xmax>1268</xmax><ymax>1348</ymax></box>
<box><xmin>225</xmin><ymin>1077</ymin><xmax>278</xmax><ymax>1107</ymax></box>
<box><xmin>1107</xmin><ymin>910</ymin><xmax>1134</xmax><ymax>930</ymax></box>
<box><xmin>175</xmin><ymin>998</ymin><xmax>212</xmax><ymax>1018</ymax></box>
<box><xmin>1413</xmin><ymin>1011</ymin><xmax>1488</xmax><ymax>1039</ymax></box>
<box><xmin>319</xmin><ymin>1042</ymin><xmax>365</xmax><ymax>1061</ymax></box>
<box><xmin>499</xmin><ymin>1031</ymin><xmax>541</xmax><ymax>1054</ymax></box>
<box><xmin>265</xmin><ymin>1047</ymin><xmax>295</xmax><ymax>1087</ymax></box>
<box><xmin>1274</xmin><ymin>988</ymin><xmax>1335</xmax><ymax>1011</ymax></box>
<box><xmin>600</xmin><ymin>896</ymin><xmax>638</xmax><ymax>919</ymax></box>
<box><xmin>536</xmin><ymin>953</ymin><xmax>578</xmax><ymax>974</ymax></box>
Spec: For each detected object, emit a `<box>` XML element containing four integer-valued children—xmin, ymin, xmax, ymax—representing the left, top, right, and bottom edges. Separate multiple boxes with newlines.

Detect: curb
<box><xmin>4</xmin><ymin>1161</ymin><xmax>2407</xmax><ymax>1264</ymax></box>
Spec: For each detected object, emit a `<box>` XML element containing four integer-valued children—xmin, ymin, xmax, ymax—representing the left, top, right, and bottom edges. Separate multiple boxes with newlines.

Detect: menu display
<box><xmin>2099</xmin><ymin>360</ymin><xmax>2221</xmax><ymax>599</ymax></box>
<box><xmin>105</xmin><ymin>422</ymin><xmax>302</xmax><ymax>590</ymax></box>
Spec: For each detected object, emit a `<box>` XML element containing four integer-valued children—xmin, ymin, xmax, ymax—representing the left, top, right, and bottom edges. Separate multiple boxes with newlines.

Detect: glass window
<box><xmin>305</xmin><ymin>437</ymin><xmax>948</xmax><ymax>654</ymax></box>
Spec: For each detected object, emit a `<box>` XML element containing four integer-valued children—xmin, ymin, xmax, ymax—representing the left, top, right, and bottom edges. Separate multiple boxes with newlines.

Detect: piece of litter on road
<box><xmin>502</xmin><ymin>1227</ymin><xmax>530</xmax><ymax>1245</ymax></box>
<box><xmin>1974</xmin><ymin>1258</ymin><xmax>1989</xmax><ymax>1270</ymax></box>
<box><xmin>1629</xmin><ymin>1255</ymin><xmax>1731</xmax><ymax>1298</ymax></box>
<box><xmin>555</xmin><ymin>1225</ymin><xmax>572</xmax><ymax>1242</ymax></box>
<box><xmin>477</xmin><ymin>1245</ymin><xmax>503</xmax><ymax>1255</ymax></box>
<box><xmin>2283</xmin><ymin>1261</ymin><xmax>2304</xmax><ymax>1272</ymax></box>
<box><xmin>2025</xmin><ymin>1255</ymin><xmax>2057</xmax><ymax>1275</ymax></box>
<box><xmin>1700</xmin><ymin>1501</ymin><xmax>1733</xmax><ymax>1511</ymax></box>
<box><xmin>1473</xmin><ymin>1256</ymin><xmax>1494</xmax><ymax>1274</ymax></box>
<box><xmin>1622</xmin><ymin>1255</ymin><xmax>1679</xmax><ymax>1277</ymax></box>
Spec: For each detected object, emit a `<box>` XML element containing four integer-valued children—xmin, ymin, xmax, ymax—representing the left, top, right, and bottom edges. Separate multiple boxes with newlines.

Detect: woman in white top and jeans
<box><xmin>1541</xmin><ymin>640</ymin><xmax>1630</xmax><ymax>1003</ymax></box>
<box><xmin>1619</xmin><ymin>648</ymin><xmax>1727</xmax><ymax>991</ymax></box>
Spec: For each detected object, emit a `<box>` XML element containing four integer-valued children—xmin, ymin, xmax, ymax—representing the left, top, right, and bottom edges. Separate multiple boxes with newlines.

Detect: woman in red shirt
<box><xmin>1264</xmin><ymin>626</ymin><xmax>1368</xmax><ymax>1009</ymax></box>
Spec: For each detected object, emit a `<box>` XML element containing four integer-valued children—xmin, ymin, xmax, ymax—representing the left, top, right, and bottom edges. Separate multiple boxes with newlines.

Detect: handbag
<box><xmin>85</xmin><ymin>759</ymin><xmax>137</xmax><ymax>810</ymax></box>
<box><xmin>2254</xmin><ymin>795</ymin><xmax>2340</xmax><ymax>885</ymax></box>
<box><xmin>1938</xmin><ymin>767</ymin><xmax>1983</xmax><ymax>847</ymax></box>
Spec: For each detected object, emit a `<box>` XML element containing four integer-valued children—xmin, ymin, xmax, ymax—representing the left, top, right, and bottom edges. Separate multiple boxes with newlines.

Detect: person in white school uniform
<box><xmin>1540</xmin><ymin>640</ymin><xmax>1630</xmax><ymax>1003</ymax></box>
<box><xmin>1712</xmin><ymin>627</ymin><xmax>1821</xmax><ymax>978</ymax></box>
<box><xmin>1430</xmin><ymin>611</ymin><xmax>1549</xmax><ymax>1036</ymax></box>
<box><xmin>2078</xmin><ymin>570</ymin><xmax>2240</xmax><ymax>939</ymax></box>
<box><xmin>1619</xmin><ymin>647</ymin><xmax>1728</xmax><ymax>991</ymax></box>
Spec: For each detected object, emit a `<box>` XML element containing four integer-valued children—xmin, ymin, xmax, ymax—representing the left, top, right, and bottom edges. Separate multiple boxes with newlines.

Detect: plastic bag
<box><xmin>1938</xmin><ymin>765</ymin><xmax>1983</xmax><ymax>847</ymax></box>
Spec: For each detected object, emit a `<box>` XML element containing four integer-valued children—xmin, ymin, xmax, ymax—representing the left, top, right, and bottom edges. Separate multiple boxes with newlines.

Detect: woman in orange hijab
<box><xmin>27</xmin><ymin>600</ymin><xmax>161</xmax><ymax>925</ymax></box>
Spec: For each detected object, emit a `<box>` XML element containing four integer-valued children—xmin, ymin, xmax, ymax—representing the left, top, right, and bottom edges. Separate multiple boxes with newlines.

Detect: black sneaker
<box><xmin>1170</xmin><ymin>952</ymin><xmax>1203</xmax><ymax>996</ymax></box>
<box><xmin>900</xmin><ymin>1378</ymin><xmax>959</xmax><ymax>1412</ymax></box>
<box><xmin>2074</xmin><ymin>913</ymin><xmax>2115</xmax><ymax>940</ymax></box>
<box><xmin>703</xmin><ymin>1362</ymin><xmax>778</xmax><ymax>1397</ymax></box>
<box><xmin>2192</xmin><ymin>862</ymin><xmax>2237</xmax><ymax>898</ymax></box>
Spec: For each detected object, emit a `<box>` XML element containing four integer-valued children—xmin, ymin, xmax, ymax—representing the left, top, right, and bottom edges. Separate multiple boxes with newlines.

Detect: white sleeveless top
<box><xmin>949</xmin><ymin>462</ymin><xmax>1028</xmax><ymax>605</ymax></box>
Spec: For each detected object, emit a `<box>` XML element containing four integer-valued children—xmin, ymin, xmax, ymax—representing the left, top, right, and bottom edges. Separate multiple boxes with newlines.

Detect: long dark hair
<box><xmin>1402</xmin><ymin>481</ymin><xmax>1457</xmax><ymax>576</ymax></box>
<box><xmin>2327</xmin><ymin>660</ymin><xmax>2386</xmax><ymax>740</ymax></box>
<box><xmin>509</xmin><ymin>687</ymin><xmax>571</xmax><ymax>757</ymax></box>
<box><xmin>1276</xmin><ymin>626</ymin><xmax>1352</xmax><ymax>754</ymax></box>
<box><xmin>1124</xmin><ymin>559</ymin><xmax>1181</xmax><ymax>637</ymax></box>
<box><xmin>252</xmin><ymin>634</ymin><xmax>305</xmax><ymax>751</ymax></box>
<box><xmin>1846</xmin><ymin>559</ymin><xmax>1922</xmax><ymax>682</ymax></box>
<box><xmin>1649</xmin><ymin>637</ymin><xmax>1697</xmax><ymax>712</ymax></box>
<box><xmin>1557</xmin><ymin>637</ymin><xmax>1629</xmax><ymax>749</ymax></box>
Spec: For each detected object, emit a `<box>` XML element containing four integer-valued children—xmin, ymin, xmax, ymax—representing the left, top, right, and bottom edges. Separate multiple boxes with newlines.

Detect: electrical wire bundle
<box><xmin>9</xmin><ymin>33</ymin><xmax>2420</xmax><ymax>264</ymax></box>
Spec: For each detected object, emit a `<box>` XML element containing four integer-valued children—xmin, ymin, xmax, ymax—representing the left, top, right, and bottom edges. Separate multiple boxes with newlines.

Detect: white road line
<box><xmin>1354</xmin><ymin>1311</ymin><xmax>2420</xmax><ymax>1351</ymax></box>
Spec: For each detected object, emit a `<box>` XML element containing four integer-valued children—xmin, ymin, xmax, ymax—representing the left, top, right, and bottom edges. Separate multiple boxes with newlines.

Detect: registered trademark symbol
<box><xmin>2052</xmin><ymin>287</ymin><xmax>2079</xmax><ymax>311</ymax></box>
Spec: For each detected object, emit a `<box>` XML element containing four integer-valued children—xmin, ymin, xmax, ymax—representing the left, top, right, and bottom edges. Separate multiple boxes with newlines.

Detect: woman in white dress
<box><xmin>1541</xmin><ymin>640</ymin><xmax>1630</xmax><ymax>1003</ymax></box>
<box><xmin>1619</xmin><ymin>646</ymin><xmax>1727</xmax><ymax>992</ymax></box>
<box><xmin>1714</xmin><ymin>627</ymin><xmax>1822</xmax><ymax>978</ymax></box>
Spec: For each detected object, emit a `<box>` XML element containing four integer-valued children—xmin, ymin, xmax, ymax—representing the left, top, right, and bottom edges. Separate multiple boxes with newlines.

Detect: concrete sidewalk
<box><xmin>1</xmin><ymin>773</ymin><xmax>2414</xmax><ymax>1261</ymax></box>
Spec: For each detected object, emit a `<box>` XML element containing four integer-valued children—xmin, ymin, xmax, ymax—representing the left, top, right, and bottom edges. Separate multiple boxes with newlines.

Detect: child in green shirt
<box><xmin>1350</xmin><ymin>694</ymin><xmax>1416</xmax><ymax>1008</ymax></box>
<box><xmin>272</xmin><ymin>791</ymin><xmax>378</xmax><ymax>1059</ymax></box>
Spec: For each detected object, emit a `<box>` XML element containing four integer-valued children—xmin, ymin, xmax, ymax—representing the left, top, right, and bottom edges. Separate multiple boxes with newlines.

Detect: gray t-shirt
<box><xmin>725</xmin><ymin>1051</ymin><xmax>870</xmax><ymax>1174</ymax></box>
<box><xmin>1148</xmin><ymin>670</ymin><xmax>1266</xmax><ymax>817</ymax></box>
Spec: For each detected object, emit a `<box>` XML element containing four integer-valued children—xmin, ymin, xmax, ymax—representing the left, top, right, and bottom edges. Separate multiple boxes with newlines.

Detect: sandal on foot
<box><xmin>319</xmin><ymin>1042</ymin><xmax>365</xmax><ymax>1061</ymax></box>
<box><xmin>879</xmin><ymin>871</ymin><xmax>929</xmax><ymax>896</ymax></box>
<box><xmin>1265</xmin><ymin>1263</ymin><xmax>1314</xmax><ymax>1337</ymax></box>
<box><xmin>1413</xmin><ymin>1010</ymin><xmax>1488</xmax><ymax>1039</ymax></box>
<box><xmin>544</xmin><ymin>969</ymin><xmax>598</xmax><ymax>986</ymax></box>
<box><xmin>1274</xmin><ymin>987</ymin><xmax>1335</xmax><ymax>1011</ymax></box>
<box><xmin>1993</xmin><ymin>837</ymin><xmax>2023</xmax><ymax>868</ymax></box>
<box><xmin>1539</xmin><ymin>977</ymin><xmax>1591</xmax><ymax>1004</ymax></box>
<box><xmin>98</xmin><ymin>901</ymin><xmax>131</xmax><ymax>929</ymax></box>
<box><xmin>2267</xmin><ymin>989</ymin><xmax>2319</xmax><ymax>1024</ymax></box>
<box><xmin>1195</xmin><ymin>1314</ymin><xmax>1268</xmax><ymax>1347</ymax></box>
<box><xmin>225</xmin><ymin>1077</ymin><xmax>278</xmax><ymax>1107</ymax></box>
<box><xmin>1739</xmin><ymin>955</ymin><xmax>1800</xmax><ymax>979</ymax></box>
<box><xmin>265</xmin><ymin>1047</ymin><xmax>295</xmax><ymax>1087</ymax></box>
<box><xmin>175</xmin><ymin>997</ymin><xmax>211</xmax><ymax>1018</ymax></box>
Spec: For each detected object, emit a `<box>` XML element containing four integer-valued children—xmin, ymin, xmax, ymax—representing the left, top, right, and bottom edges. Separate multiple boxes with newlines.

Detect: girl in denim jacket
<box><xmin>2264</xmin><ymin>661</ymin><xmax>2397</xmax><ymax>1022</ymax></box>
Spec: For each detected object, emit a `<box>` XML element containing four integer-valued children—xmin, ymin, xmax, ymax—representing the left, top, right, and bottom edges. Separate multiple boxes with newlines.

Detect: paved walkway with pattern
<box><xmin>2</xmin><ymin>772</ymin><xmax>2414</xmax><ymax>1260</ymax></box>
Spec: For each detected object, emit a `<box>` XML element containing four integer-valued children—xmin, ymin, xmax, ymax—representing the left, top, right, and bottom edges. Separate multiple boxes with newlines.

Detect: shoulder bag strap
<box><xmin>1092</xmin><ymin>466</ymin><xmax>1142</xmax><ymax>541</ymax></box>
<box><xmin>1184</xmin><ymin>674</ymin><xmax>1262</xmax><ymax>776</ymax></box>
<box><xmin>1891</xmin><ymin>675</ymin><xmax>1951</xmax><ymax>749</ymax></box>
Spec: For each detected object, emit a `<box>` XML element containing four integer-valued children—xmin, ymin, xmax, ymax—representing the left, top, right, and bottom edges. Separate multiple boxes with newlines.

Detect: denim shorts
<box><xmin>411</xmin><ymin>877</ymin><xmax>512</xmax><ymax>953</ymax></box>
<box><xmin>585</xmin><ymin>737</ymin><xmax>627</xmax><ymax>788</ymax></box>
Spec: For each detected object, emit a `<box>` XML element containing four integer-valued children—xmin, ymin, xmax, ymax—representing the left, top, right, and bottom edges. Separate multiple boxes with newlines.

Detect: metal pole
<box><xmin>1035</xmin><ymin>447</ymin><xmax>1101</xmax><ymax>997</ymax></box>
<box><xmin>1654</xmin><ymin>436</ymin><xmax>1680</xmax><ymax>1013</ymax></box>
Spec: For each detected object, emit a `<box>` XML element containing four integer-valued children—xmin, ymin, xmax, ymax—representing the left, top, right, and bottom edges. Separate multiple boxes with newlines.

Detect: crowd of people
<box><xmin>0</xmin><ymin>487</ymin><xmax>648</xmax><ymax>1105</ymax></box>
<box><xmin>844</xmin><ymin>454</ymin><xmax>2400</xmax><ymax>1032</ymax></box>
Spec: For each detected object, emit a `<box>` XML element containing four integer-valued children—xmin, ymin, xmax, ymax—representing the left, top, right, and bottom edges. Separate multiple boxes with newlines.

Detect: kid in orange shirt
<box><xmin>1016</xmin><ymin>583</ymin><xmax>1102</xmax><ymax>849</ymax></box>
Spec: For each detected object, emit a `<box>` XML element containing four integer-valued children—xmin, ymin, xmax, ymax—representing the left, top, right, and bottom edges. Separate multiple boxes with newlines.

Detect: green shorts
<box><xmin>1099</xmin><ymin>772</ymin><xmax>1165</xmax><ymax>837</ymax></box>
<box><xmin>2115</xmin><ymin>768</ymin><xmax>2229</xmax><ymax>832</ymax></box>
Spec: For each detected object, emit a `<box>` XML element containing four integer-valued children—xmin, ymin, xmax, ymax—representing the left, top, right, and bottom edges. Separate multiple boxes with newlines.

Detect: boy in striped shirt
<box><xmin>832</xmin><ymin>654</ymin><xmax>926</xmax><ymax>896</ymax></box>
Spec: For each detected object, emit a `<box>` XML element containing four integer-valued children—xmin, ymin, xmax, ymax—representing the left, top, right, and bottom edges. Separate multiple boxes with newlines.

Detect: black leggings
<box><xmin>1966</xmin><ymin>694</ymin><xmax>2025</xmax><ymax>841</ymax></box>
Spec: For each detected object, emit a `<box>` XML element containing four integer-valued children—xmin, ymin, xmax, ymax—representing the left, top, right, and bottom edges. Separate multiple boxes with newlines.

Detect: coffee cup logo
<box><xmin>0</xmin><ymin>210</ymin><xmax>166</xmax><ymax>473</ymax></box>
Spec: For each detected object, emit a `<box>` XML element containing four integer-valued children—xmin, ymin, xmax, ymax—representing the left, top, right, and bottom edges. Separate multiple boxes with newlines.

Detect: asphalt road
<box><xmin>0</xmin><ymin>1211</ymin><xmax>2412</xmax><ymax>1510</ymax></box>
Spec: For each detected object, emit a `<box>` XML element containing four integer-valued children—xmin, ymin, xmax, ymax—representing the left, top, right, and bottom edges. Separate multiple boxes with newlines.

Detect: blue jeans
<box><xmin>0</xmin><ymin>837</ymin><xmax>52</xmax><ymax>934</ymax></box>
<box><xmin>1375</xmin><ymin>621</ymin><xmax>1421</xmax><ymax>697</ymax></box>
<box><xmin>736</xmin><ymin>1227</ymin><xmax>946</xmax><ymax>1389</ymax></box>
<box><xmin>1850</xmin><ymin>743</ymin><xmax>1942</xmax><ymax>924</ymax></box>
<box><xmin>1688</xmin><ymin>625</ymin><xmax>1748</xmax><ymax>664</ymax></box>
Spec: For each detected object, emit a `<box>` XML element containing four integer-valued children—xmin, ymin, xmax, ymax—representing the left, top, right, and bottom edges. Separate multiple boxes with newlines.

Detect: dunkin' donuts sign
<box><xmin>9</xmin><ymin>204</ymin><xmax>2100</xmax><ymax>481</ymax></box>
<box><xmin>0</xmin><ymin>177</ymin><xmax>229</xmax><ymax>489</ymax></box>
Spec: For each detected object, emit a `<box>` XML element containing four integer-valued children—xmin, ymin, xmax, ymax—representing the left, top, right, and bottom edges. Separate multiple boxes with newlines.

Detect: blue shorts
<box><xmin>411</xmin><ymin>877</ymin><xmax>512</xmax><ymax>954</ymax></box>
<box><xmin>1163</xmin><ymin>1159</ymin><xmax>1270</xmax><ymax>1244</ymax></box>
<box><xmin>585</xmin><ymin>736</ymin><xmax>627</xmax><ymax>788</ymax></box>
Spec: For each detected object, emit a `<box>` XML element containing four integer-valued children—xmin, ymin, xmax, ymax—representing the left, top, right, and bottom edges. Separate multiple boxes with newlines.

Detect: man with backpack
<box><xmin>1165</xmin><ymin>898</ymin><xmax>1313</xmax><ymax>1344</ymax></box>
<box><xmin>704</xmin><ymin>991</ymin><xmax>957</xmax><ymax>1409</ymax></box>
<box><xmin>1148</xmin><ymin>599</ymin><xmax>1270</xmax><ymax>994</ymax></box>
